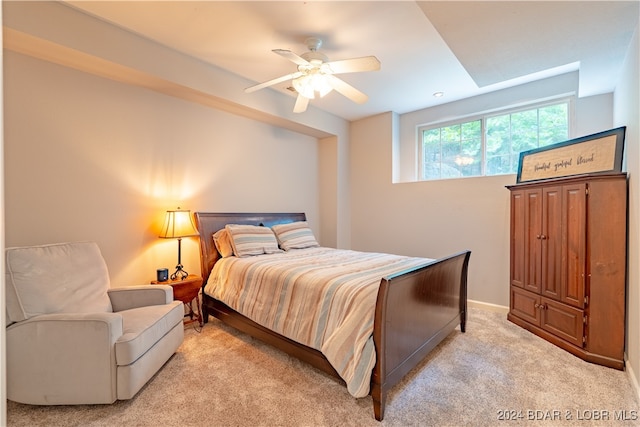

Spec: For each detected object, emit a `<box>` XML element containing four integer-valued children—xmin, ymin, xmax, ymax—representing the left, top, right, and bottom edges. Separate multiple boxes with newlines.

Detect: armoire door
<box><xmin>540</xmin><ymin>186</ymin><xmax>562</xmax><ymax>300</ymax></box>
<box><xmin>523</xmin><ymin>189</ymin><xmax>542</xmax><ymax>293</ymax></box>
<box><xmin>560</xmin><ymin>183</ymin><xmax>586</xmax><ymax>308</ymax></box>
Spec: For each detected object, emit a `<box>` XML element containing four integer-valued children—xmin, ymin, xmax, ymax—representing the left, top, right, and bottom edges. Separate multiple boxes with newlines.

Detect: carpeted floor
<box><xmin>6</xmin><ymin>308</ymin><xmax>639</xmax><ymax>426</ymax></box>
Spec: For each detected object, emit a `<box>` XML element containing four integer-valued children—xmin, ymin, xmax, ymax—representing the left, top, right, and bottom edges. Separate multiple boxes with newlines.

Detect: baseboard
<box><xmin>626</xmin><ymin>355</ymin><xmax>640</xmax><ymax>404</ymax></box>
<box><xmin>468</xmin><ymin>299</ymin><xmax>509</xmax><ymax>314</ymax></box>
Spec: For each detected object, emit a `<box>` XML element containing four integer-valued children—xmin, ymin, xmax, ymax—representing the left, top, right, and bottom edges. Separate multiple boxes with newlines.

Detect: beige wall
<box><xmin>2</xmin><ymin>0</ymin><xmax>354</xmax><ymax>259</ymax></box>
<box><xmin>3</xmin><ymin>51</ymin><xmax>322</xmax><ymax>286</ymax></box>
<box><xmin>350</xmin><ymin>84</ymin><xmax>615</xmax><ymax>308</ymax></box>
<box><xmin>351</xmin><ymin>112</ymin><xmax>512</xmax><ymax>306</ymax></box>
<box><xmin>614</xmin><ymin>25</ymin><xmax>640</xmax><ymax>399</ymax></box>
<box><xmin>2</xmin><ymin>1</ymin><xmax>355</xmax><ymax>287</ymax></box>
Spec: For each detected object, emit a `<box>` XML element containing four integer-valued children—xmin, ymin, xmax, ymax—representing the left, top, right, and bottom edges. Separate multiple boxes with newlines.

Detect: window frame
<box><xmin>417</xmin><ymin>96</ymin><xmax>574</xmax><ymax>181</ymax></box>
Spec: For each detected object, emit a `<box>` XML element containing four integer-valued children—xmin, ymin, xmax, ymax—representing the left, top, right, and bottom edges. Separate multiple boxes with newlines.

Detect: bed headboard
<box><xmin>193</xmin><ymin>212</ymin><xmax>306</xmax><ymax>285</ymax></box>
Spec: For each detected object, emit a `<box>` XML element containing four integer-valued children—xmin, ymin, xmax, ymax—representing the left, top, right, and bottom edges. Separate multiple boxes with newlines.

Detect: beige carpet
<box><xmin>6</xmin><ymin>308</ymin><xmax>639</xmax><ymax>426</ymax></box>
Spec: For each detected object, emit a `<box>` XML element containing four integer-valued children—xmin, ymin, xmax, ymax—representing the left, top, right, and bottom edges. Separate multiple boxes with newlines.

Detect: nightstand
<box><xmin>151</xmin><ymin>274</ymin><xmax>203</xmax><ymax>327</ymax></box>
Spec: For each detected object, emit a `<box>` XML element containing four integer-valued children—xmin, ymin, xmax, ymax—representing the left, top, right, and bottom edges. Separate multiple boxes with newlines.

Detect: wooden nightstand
<box><xmin>152</xmin><ymin>274</ymin><xmax>203</xmax><ymax>327</ymax></box>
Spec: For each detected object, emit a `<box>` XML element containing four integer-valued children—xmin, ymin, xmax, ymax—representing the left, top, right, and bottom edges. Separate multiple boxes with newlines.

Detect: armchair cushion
<box><xmin>5</xmin><ymin>242</ymin><xmax>112</xmax><ymax>323</ymax></box>
<box><xmin>115</xmin><ymin>301</ymin><xmax>183</xmax><ymax>365</ymax></box>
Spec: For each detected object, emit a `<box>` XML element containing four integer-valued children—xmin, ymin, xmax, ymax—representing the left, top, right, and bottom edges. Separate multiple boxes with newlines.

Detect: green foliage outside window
<box><xmin>421</xmin><ymin>101</ymin><xmax>569</xmax><ymax>180</ymax></box>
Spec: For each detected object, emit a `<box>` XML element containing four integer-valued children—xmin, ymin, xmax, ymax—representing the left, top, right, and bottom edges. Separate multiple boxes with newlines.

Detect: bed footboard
<box><xmin>370</xmin><ymin>250</ymin><xmax>471</xmax><ymax>421</ymax></box>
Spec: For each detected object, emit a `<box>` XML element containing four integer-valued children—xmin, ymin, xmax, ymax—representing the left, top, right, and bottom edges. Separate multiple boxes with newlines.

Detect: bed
<box><xmin>195</xmin><ymin>212</ymin><xmax>470</xmax><ymax>421</ymax></box>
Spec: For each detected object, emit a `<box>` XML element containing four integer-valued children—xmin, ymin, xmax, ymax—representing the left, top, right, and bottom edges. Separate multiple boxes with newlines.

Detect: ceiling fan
<box><xmin>244</xmin><ymin>37</ymin><xmax>381</xmax><ymax>113</ymax></box>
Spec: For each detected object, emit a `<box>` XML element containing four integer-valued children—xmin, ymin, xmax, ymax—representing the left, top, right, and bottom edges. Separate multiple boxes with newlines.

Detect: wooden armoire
<box><xmin>507</xmin><ymin>173</ymin><xmax>627</xmax><ymax>370</ymax></box>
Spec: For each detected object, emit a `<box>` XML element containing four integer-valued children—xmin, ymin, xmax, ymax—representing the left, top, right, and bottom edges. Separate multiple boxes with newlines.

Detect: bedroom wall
<box><xmin>350</xmin><ymin>83</ymin><xmax>614</xmax><ymax>308</ymax></box>
<box><xmin>351</xmin><ymin>113</ymin><xmax>512</xmax><ymax>308</ymax></box>
<box><xmin>3</xmin><ymin>51</ymin><xmax>322</xmax><ymax>287</ymax></box>
<box><xmin>614</xmin><ymin>24</ymin><xmax>640</xmax><ymax>399</ymax></box>
<box><xmin>2</xmin><ymin>0</ymin><xmax>357</xmax><ymax>288</ymax></box>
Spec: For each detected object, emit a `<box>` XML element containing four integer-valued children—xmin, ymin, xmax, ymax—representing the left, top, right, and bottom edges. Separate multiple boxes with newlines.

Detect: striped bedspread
<box><xmin>204</xmin><ymin>247</ymin><xmax>433</xmax><ymax>398</ymax></box>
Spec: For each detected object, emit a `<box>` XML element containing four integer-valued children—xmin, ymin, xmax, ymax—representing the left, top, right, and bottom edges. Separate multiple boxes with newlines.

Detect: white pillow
<box><xmin>225</xmin><ymin>224</ymin><xmax>283</xmax><ymax>257</ymax></box>
<box><xmin>5</xmin><ymin>242</ymin><xmax>113</xmax><ymax>323</ymax></box>
<box><xmin>271</xmin><ymin>221</ymin><xmax>320</xmax><ymax>250</ymax></box>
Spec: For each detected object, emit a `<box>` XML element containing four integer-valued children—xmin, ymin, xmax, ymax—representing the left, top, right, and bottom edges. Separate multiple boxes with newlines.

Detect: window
<box><xmin>419</xmin><ymin>100</ymin><xmax>570</xmax><ymax>180</ymax></box>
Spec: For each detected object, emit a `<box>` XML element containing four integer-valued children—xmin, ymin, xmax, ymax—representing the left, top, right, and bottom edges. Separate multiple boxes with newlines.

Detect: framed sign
<box><xmin>516</xmin><ymin>127</ymin><xmax>626</xmax><ymax>183</ymax></box>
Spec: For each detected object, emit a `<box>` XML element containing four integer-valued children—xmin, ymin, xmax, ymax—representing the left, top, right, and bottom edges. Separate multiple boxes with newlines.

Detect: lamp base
<box><xmin>170</xmin><ymin>265</ymin><xmax>189</xmax><ymax>281</ymax></box>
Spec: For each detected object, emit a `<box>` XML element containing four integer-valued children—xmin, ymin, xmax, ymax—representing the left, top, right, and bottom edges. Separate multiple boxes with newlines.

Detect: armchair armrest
<box><xmin>6</xmin><ymin>312</ymin><xmax>124</xmax><ymax>404</ymax></box>
<box><xmin>108</xmin><ymin>285</ymin><xmax>173</xmax><ymax>312</ymax></box>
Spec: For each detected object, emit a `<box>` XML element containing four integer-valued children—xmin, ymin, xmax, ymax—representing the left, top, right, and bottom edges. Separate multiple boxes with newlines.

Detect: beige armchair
<box><xmin>5</xmin><ymin>242</ymin><xmax>185</xmax><ymax>405</ymax></box>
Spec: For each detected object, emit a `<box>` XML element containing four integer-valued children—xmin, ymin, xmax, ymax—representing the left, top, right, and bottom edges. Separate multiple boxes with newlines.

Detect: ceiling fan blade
<box><xmin>273</xmin><ymin>49</ymin><xmax>310</xmax><ymax>66</ymax></box>
<box><xmin>324</xmin><ymin>56</ymin><xmax>381</xmax><ymax>74</ymax></box>
<box><xmin>325</xmin><ymin>75</ymin><xmax>368</xmax><ymax>104</ymax></box>
<box><xmin>244</xmin><ymin>71</ymin><xmax>303</xmax><ymax>93</ymax></box>
<box><xmin>293</xmin><ymin>94</ymin><xmax>310</xmax><ymax>113</ymax></box>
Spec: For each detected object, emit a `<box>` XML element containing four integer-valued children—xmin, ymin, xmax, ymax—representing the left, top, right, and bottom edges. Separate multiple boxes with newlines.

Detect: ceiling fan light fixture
<box><xmin>245</xmin><ymin>37</ymin><xmax>380</xmax><ymax>113</ymax></box>
<box><xmin>292</xmin><ymin>74</ymin><xmax>333</xmax><ymax>99</ymax></box>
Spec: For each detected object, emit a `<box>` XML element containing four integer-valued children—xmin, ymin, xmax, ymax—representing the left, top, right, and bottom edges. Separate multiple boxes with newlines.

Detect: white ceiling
<box><xmin>65</xmin><ymin>1</ymin><xmax>639</xmax><ymax>121</ymax></box>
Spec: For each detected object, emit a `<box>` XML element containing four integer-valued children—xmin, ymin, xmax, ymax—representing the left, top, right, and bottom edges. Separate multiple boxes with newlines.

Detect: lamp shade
<box><xmin>159</xmin><ymin>209</ymin><xmax>198</xmax><ymax>239</ymax></box>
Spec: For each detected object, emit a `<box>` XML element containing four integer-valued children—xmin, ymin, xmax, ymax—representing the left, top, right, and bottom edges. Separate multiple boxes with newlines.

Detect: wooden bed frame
<box><xmin>194</xmin><ymin>212</ymin><xmax>471</xmax><ymax>421</ymax></box>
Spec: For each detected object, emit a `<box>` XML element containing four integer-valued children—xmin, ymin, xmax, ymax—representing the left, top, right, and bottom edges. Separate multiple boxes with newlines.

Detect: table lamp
<box><xmin>159</xmin><ymin>208</ymin><xmax>199</xmax><ymax>280</ymax></box>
